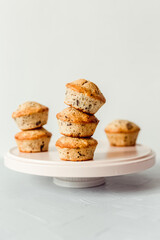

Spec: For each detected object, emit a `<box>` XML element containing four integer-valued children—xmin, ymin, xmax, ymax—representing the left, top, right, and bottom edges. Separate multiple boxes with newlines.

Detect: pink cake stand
<box><xmin>4</xmin><ymin>141</ymin><xmax>156</xmax><ymax>188</ymax></box>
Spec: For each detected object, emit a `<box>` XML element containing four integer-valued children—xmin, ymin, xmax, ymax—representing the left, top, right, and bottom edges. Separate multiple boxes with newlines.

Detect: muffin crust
<box><xmin>56</xmin><ymin>107</ymin><xmax>99</xmax><ymax>123</ymax></box>
<box><xmin>56</xmin><ymin>136</ymin><xmax>98</xmax><ymax>149</ymax></box>
<box><xmin>66</xmin><ymin>79</ymin><xmax>106</xmax><ymax>103</ymax></box>
<box><xmin>105</xmin><ymin>120</ymin><xmax>140</xmax><ymax>134</ymax></box>
<box><xmin>12</xmin><ymin>101</ymin><xmax>48</xmax><ymax>118</ymax></box>
<box><xmin>15</xmin><ymin>127</ymin><xmax>52</xmax><ymax>140</ymax></box>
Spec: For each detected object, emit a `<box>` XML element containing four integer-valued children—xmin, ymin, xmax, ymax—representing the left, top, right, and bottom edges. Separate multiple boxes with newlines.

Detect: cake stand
<box><xmin>4</xmin><ymin>141</ymin><xmax>156</xmax><ymax>188</ymax></box>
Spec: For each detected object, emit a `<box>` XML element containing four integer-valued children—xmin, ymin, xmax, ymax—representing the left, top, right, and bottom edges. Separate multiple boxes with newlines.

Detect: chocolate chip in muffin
<box><xmin>124</xmin><ymin>136</ymin><xmax>128</xmax><ymax>142</ymax></box>
<box><xmin>67</xmin><ymin>123</ymin><xmax>72</xmax><ymax>126</ymax></box>
<box><xmin>76</xmin><ymin>100</ymin><xmax>79</xmax><ymax>106</ymax></box>
<box><xmin>112</xmin><ymin>143</ymin><xmax>116</xmax><ymax>146</ymax></box>
<box><xmin>126</xmin><ymin>122</ymin><xmax>133</xmax><ymax>130</ymax></box>
<box><xmin>40</xmin><ymin>141</ymin><xmax>45</xmax><ymax>151</ymax></box>
<box><xmin>78</xmin><ymin>151</ymin><xmax>85</xmax><ymax>157</ymax></box>
<box><xmin>81</xmin><ymin>80</ymin><xmax>88</xmax><ymax>85</ymax></box>
<box><xmin>36</xmin><ymin>120</ymin><xmax>41</xmax><ymax>126</ymax></box>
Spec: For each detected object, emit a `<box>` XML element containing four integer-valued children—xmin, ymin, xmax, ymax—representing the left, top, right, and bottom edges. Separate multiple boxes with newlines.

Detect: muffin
<box><xmin>15</xmin><ymin>127</ymin><xmax>52</xmax><ymax>153</ymax></box>
<box><xmin>56</xmin><ymin>107</ymin><xmax>99</xmax><ymax>138</ymax></box>
<box><xmin>12</xmin><ymin>101</ymin><xmax>49</xmax><ymax>130</ymax></box>
<box><xmin>55</xmin><ymin>136</ymin><xmax>98</xmax><ymax>161</ymax></box>
<box><xmin>105</xmin><ymin>120</ymin><xmax>140</xmax><ymax>147</ymax></box>
<box><xmin>64</xmin><ymin>79</ymin><xmax>106</xmax><ymax>114</ymax></box>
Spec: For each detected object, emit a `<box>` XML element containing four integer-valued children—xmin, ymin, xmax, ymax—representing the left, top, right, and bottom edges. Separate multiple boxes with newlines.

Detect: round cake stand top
<box><xmin>4</xmin><ymin>142</ymin><xmax>156</xmax><ymax>178</ymax></box>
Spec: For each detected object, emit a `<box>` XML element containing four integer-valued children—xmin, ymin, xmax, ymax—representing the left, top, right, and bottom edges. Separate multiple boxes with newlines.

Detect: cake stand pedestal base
<box><xmin>53</xmin><ymin>177</ymin><xmax>105</xmax><ymax>188</ymax></box>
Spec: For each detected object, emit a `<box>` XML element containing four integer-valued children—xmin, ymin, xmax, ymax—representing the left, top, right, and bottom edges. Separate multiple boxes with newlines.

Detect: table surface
<box><xmin>0</xmin><ymin>156</ymin><xmax>160</xmax><ymax>240</ymax></box>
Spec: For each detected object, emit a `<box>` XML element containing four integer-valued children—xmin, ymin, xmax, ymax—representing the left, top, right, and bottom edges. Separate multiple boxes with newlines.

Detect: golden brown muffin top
<box><xmin>56</xmin><ymin>107</ymin><xmax>99</xmax><ymax>124</ymax></box>
<box><xmin>12</xmin><ymin>101</ymin><xmax>48</xmax><ymax>118</ymax></box>
<box><xmin>105</xmin><ymin>120</ymin><xmax>140</xmax><ymax>133</ymax></box>
<box><xmin>15</xmin><ymin>128</ymin><xmax>52</xmax><ymax>140</ymax></box>
<box><xmin>66</xmin><ymin>79</ymin><xmax>106</xmax><ymax>103</ymax></box>
<box><xmin>56</xmin><ymin>136</ymin><xmax>98</xmax><ymax>149</ymax></box>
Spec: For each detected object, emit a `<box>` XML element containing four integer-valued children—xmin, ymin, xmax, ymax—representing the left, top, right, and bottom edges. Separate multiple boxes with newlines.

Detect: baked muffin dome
<box><xmin>56</xmin><ymin>136</ymin><xmax>98</xmax><ymax>161</ymax></box>
<box><xmin>64</xmin><ymin>79</ymin><xmax>106</xmax><ymax>114</ymax></box>
<box><xmin>56</xmin><ymin>107</ymin><xmax>99</xmax><ymax>137</ymax></box>
<box><xmin>12</xmin><ymin>101</ymin><xmax>49</xmax><ymax>130</ymax></box>
<box><xmin>15</xmin><ymin>127</ymin><xmax>52</xmax><ymax>153</ymax></box>
<box><xmin>105</xmin><ymin>120</ymin><xmax>140</xmax><ymax>147</ymax></box>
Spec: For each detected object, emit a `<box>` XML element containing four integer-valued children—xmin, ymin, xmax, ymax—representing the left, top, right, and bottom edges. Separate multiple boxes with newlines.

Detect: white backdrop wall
<box><xmin>0</xmin><ymin>0</ymin><xmax>159</xmax><ymax>156</ymax></box>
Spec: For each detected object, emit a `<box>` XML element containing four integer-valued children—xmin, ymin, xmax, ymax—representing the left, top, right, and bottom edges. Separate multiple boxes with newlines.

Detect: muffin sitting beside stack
<box><xmin>56</xmin><ymin>79</ymin><xmax>106</xmax><ymax>161</ymax></box>
<box><xmin>105</xmin><ymin>119</ymin><xmax>140</xmax><ymax>147</ymax></box>
<box><xmin>12</xmin><ymin>101</ymin><xmax>52</xmax><ymax>153</ymax></box>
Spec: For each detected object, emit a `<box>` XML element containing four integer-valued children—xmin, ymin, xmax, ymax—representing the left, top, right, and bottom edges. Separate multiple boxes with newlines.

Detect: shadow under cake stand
<box><xmin>4</xmin><ymin>141</ymin><xmax>156</xmax><ymax>188</ymax></box>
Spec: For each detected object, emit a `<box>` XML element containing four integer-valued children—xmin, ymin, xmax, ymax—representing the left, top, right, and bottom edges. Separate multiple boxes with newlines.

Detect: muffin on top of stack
<box><xmin>56</xmin><ymin>79</ymin><xmax>106</xmax><ymax>161</ymax></box>
<box><xmin>12</xmin><ymin>101</ymin><xmax>52</xmax><ymax>153</ymax></box>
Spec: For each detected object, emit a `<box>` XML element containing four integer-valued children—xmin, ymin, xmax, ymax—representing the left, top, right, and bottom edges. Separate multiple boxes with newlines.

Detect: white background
<box><xmin>0</xmin><ymin>2</ymin><xmax>159</xmax><ymax>240</ymax></box>
<box><xmin>0</xmin><ymin>0</ymin><xmax>159</xmax><ymax>155</ymax></box>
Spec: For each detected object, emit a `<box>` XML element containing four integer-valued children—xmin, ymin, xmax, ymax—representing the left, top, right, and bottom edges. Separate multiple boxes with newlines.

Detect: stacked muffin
<box><xmin>12</xmin><ymin>101</ymin><xmax>52</xmax><ymax>153</ymax></box>
<box><xmin>56</xmin><ymin>79</ymin><xmax>106</xmax><ymax>161</ymax></box>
